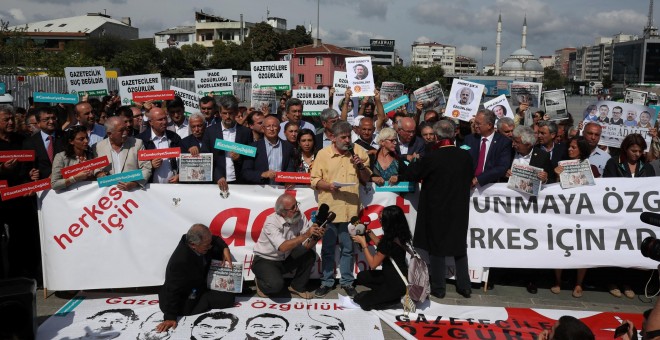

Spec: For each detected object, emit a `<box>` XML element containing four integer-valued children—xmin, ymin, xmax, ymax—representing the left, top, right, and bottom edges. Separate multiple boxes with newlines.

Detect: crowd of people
<box><xmin>2</xmin><ymin>88</ymin><xmax>660</xmax><ymax>338</ymax></box>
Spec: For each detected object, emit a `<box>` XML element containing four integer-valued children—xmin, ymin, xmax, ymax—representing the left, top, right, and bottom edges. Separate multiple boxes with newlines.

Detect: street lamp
<box><xmin>481</xmin><ymin>46</ymin><xmax>487</xmax><ymax>75</ymax></box>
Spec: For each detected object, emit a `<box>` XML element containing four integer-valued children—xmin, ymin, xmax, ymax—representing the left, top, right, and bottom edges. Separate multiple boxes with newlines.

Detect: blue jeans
<box><xmin>320</xmin><ymin>222</ymin><xmax>354</xmax><ymax>287</ymax></box>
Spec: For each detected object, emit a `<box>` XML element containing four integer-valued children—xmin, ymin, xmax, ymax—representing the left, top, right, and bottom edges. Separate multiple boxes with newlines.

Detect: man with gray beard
<box><xmin>252</xmin><ymin>193</ymin><xmax>324</xmax><ymax>299</ymax></box>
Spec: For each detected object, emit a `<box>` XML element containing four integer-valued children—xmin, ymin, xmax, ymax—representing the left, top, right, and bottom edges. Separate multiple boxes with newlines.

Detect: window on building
<box><xmin>158</xmin><ymin>35</ymin><xmax>165</xmax><ymax>43</ymax></box>
<box><xmin>58</xmin><ymin>23</ymin><xmax>67</xmax><ymax>27</ymax></box>
<box><xmin>334</xmin><ymin>57</ymin><xmax>340</xmax><ymax>65</ymax></box>
<box><xmin>45</xmin><ymin>23</ymin><xmax>53</xmax><ymax>27</ymax></box>
<box><xmin>315</xmin><ymin>74</ymin><xmax>322</xmax><ymax>84</ymax></box>
<box><xmin>316</xmin><ymin>56</ymin><xmax>323</xmax><ymax>65</ymax></box>
<box><xmin>298</xmin><ymin>74</ymin><xmax>305</xmax><ymax>83</ymax></box>
<box><xmin>299</xmin><ymin>56</ymin><xmax>305</xmax><ymax>65</ymax></box>
<box><xmin>180</xmin><ymin>35</ymin><xmax>189</xmax><ymax>42</ymax></box>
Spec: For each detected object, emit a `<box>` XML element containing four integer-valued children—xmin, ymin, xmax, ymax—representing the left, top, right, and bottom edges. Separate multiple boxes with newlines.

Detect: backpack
<box><xmin>394</xmin><ymin>240</ymin><xmax>430</xmax><ymax>303</ymax></box>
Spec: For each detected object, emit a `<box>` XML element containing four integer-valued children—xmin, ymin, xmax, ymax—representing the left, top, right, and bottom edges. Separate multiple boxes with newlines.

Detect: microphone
<box><xmin>641</xmin><ymin>212</ymin><xmax>660</xmax><ymax>227</ymax></box>
<box><xmin>314</xmin><ymin>204</ymin><xmax>330</xmax><ymax>226</ymax></box>
<box><xmin>347</xmin><ymin>144</ymin><xmax>365</xmax><ymax>170</ymax></box>
<box><xmin>319</xmin><ymin>212</ymin><xmax>336</xmax><ymax>229</ymax></box>
<box><xmin>306</xmin><ymin>209</ymin><xmax>336</xmax><ymax>245</ymax></box>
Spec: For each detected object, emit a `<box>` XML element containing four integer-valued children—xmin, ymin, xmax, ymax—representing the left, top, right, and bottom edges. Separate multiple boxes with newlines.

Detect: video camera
<box><xmin>640</xmin><ymin>212</ymin><xmax>660</xmax><ymax>261</ymax></box>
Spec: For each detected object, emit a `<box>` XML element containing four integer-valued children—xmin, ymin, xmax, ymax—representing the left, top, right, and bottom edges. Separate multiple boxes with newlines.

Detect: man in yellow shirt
<box><xmin>311</xmin><ymin>120</ymin><xmax>371</xmax><ymax>297</ymax></box>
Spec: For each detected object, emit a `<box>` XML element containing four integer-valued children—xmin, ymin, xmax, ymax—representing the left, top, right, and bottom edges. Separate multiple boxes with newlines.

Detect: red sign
<box><xmin>1</xmin><ymin>178</ymin><xmax>51</xmax><ymax>201</ymax></box>
<box><xmin>138</xmin><ymin>148</ymin><xmax>181</xmax><ymax>161</ymax></box>
<box><xmin>0</xmin><ymin>180</ymin><xmax>7</xmax><ymax>189</ymax></box>
<box><xmin>61</xmin><ymin>156</ymin><xmax>110</xmax><ymax>179</ymax></box>
<box><xmin>132</xmin><ymin>90</ymin><xmax>175</xmax><ymax>102</ymax></box>
<box><xmin>275</xmin><ymin>172</ymin><xmax>311</xmax><ymax>184</ymax></box>
<box><xmin>0</xmin><ymin>150</ymin><xmax>35</xmax><ymax>162</ymax></box>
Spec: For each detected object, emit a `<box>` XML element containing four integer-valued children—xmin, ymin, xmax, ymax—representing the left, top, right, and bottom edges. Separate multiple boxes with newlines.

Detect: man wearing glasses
<box><xmin>395</xmin><ymin>117</ymin><xmax>425</xmax><ymax>162</ymax></box>
<box><xmin>252</xmin><ymin>193</ymin><xmax>324</xmax><ymax>298</ymax></box>
<box><xmin>23</xmin><ymin>106</ymin><xmax>65</xmax><ymax>180</ymax></box>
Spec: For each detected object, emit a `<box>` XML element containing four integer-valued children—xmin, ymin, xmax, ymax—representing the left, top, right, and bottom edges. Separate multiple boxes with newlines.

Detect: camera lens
<box><xmin>641</xmin><ymin>237</ymin><xmax>660</xmax><ymax>261</ymax></box>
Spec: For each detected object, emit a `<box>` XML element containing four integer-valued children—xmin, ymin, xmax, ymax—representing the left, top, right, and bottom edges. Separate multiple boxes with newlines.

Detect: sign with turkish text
<box><xmin>346</xmin><ymin>57</ymin><xmax>375</xmax><ymax>97</ymax></box>
<box><xmin>65</xmin><ymin>66</ymin><xmax>108</xmax><ymax>97</ymax></box>
<box><xmin>118</xmin><ymin>73</ymin><xmax>163</xmax><ymax>105</ymax></box>
<box><xmin>170</xmin><ymin>86</ymin><xmax>200</xmax><ymax>116</ymax></box>
<box><xmin>250</xmin><ymin>61</ymin><xmax>291</xmax><ymax>90</ymax></box>
<box><xmin>1</xmin><ymin>178</ymin><xmax>51</xmax><ymax>200</ymax></box>
<box><xmin>443</xmin><ymin>79</ymin><xmax>485</xmax><ymax>122</ymax></box>
<box><xmin>137</xmin><ymin>148</ymin><xmax>181</xmax><ymax>161</ymax></box>
<box><xmin>33</xmin><ymin>92</ymin><xmax>78</xmax><ymax>104</ymax></box>
<box><xmin>275</xmin><ymin>172</ymin><xmax>311</xmax><ymax>184</ymax></box>
<box><xmin>61</xmin><ymin>156</ymin><xmax>110</xmax><ymax>179</ymax></box>
<box><xmin>0</xmin><ymin>150</ymin><xmax>35</xmax><ymax>162</ymax></box>
<box><xmin>96</xmin><ymin>169</ymin><xmax>144</xmax><ymax>188</ymax></box>
<box><xmin>132</xmin><ymin>90</ymin><xmax>174</xmax><ymax>102</ymax></box>
<box><xmin>214</xmin><ymin>139</ymin><xmax>257</xmax><ymax>157</ymax></box>
<box><xmin>292</xmin><ymin>89</ymin><xmax>329</xmax><ymax>116</ymax></box>
<box><xmin>194</xmin><ymin>69</ymin><xmax>234</xmax><ymax>96</ymax></box>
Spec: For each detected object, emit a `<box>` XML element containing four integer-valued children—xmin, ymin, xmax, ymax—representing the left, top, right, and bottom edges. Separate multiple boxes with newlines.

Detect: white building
<box><xmin>154</xmin><ymin>26</ymin><xmax>195</xmax><ymax>50</ymax></box>
<box><xmin>194</xmin><ymin>11</ymin><xmax>286</xmax><ymax>48</ymax></box>
<box><xmin>344</xmin><ymin>39</ymin><xmax>400</xmax><ymax>66</ymax></box>
<box><xmin>411</xmin><ymin>42</ymin><xmax>456</xmax><ymax>73</ymax></box>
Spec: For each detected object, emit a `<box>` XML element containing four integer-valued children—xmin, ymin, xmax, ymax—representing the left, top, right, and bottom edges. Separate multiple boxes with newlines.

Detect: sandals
<box><xmin>572</xmin><ymin>285</ymin><xmax>583</xmax><ymax>298</ymax></box>
<box><xmin>623</xmin><ymin>285</ymin><xmax>635</xmax><ymax>299</ymax></box>
<box><xmin>608</xmin><ymin>284</ymin><xmax>622</xmax><ymax>298</ymax></box>
<box><xmin>550</xmin><ymin>285</ymin><xmax>561</xmax><ymax>294</ymax></box>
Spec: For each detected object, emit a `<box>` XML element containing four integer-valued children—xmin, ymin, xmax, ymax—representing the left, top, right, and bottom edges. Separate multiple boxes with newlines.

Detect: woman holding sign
<box><xmin>51</xmin><ymin>125</ymin><xmax>95</xmax><ymax>190</ymax></box>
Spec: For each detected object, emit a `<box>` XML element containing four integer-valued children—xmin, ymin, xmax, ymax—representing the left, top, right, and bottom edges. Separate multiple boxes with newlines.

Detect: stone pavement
<box><xmin>37</xmin><ymin>278</ymin><xmax>653</xmax><ymax>340</ymax></box>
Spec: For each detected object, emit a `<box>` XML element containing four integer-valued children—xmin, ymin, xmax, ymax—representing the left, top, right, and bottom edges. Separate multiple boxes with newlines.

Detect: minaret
<box><xmin>521</xmin><ymin>15</ymin><xmax>527</xmax><ymax>49</ymax></box>
<box><xmin>495</xmin><ymin>14</ymin><xmax>502</xmax><ymax>76</ymax></box>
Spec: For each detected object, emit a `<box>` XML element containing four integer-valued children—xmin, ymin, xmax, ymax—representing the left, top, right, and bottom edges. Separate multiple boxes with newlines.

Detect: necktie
<box><xmin>474</xmin><ymin>137</ymin><xmax>487</xmax><ymax>177</ymax></box>
<box><xmin>47</xmin><ymin>135</ymin><xmax>54</xmax><ymax>163</ymax></box>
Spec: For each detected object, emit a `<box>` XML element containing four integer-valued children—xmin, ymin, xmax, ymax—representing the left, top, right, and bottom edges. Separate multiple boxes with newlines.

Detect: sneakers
<box><xmin>254</xmin><ymin>278</ymin><xmax>267</xmax><ymax>298</ymax></box>
<box><xmin>314</xmin><ymin>285</ymin><xmax>332</xmax><ymax>298</ymax></box>
<box><xmin>288</xmin><ymin>286</ymin><xmax>314</xmax><ymax>299</ymax></box>
<box><xmin>342</xmin><ymin>285</ymin><xmax>358</xmax><ymax>298</ymax></box>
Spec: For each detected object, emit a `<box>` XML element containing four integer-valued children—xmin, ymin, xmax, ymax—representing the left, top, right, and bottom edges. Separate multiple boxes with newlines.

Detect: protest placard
<box><xmin>333</xmin><ymin>93</ymin><xmax>358</xmax><ymax>123</ymax></box>
<box><xmin>292</xmin><ymin>89</ymin><xmax>329</xmax><ymax>116</ymax></box>
<box><xmin>65</xmin><ymin>66</ymin><xmax>108</xmax><ymax>97</ymax></box>
<box><xmin>542</xmin><ymin>89</ymin><xmax>568</xmax><ymax>121</ymax></box>
<box><xmin>346</xmin><ymin>57</ymin><xmax>375</xmax><ymax>97</ymax></box>
<box><xmin>275</xmin><ymin>171</ymin><xmax>311</xmax><ymax>184</ymax></box>
<box><xmin>251</xmin><ymin>88</ymin><xmax>277</xmax><ymax>115</ymax></box>
<box><xmin>483</xmin><ymin>95</ymin><xmax>514</xmax><ymax>121</ymax></box>
<box><xmin>444</xmin><ymin>79</ymin><xmax>484</xmax><ymax>122</ymax></box>
<box><xmin>131</xmin><ymin>90</ymin><xmax>174</xmax><ymax>102</ymax></box>
<box><xmin>118</xmin><ymin>74</ymin><xmax>163</xmax><ymax>105</ymax></box>
<box><xmin>170</xmin><ymin>85</ymin><xmax>201</xmax><ymax>115</ymax></box>
<box><xmin>214</xmin><ymin>139</ymin><xmax>257</xmax><ymax>157</ymax></box>
<box><xmin>97</xmin><ymin>169</ymin><xmax>144</xmax><ymax>188</ymax></box>
<box><xmin>250</xmin><ymin>61</ymin><xmax>291</xmax><ymax>90</ymax></box>
<box><xmin>61</xmin><ymin>156</ymin><xmax>109</xmax><ymax>179</ymax></box>
<box><xmin>0</xmin><ymin>150</ymin><xmax>35</xmax><ymax>162</ymax></box>
<box><xmin>137</xmin><ymin>148</ymin><xmax>181</xmax><ymax>161</ymax></box>
<box><xmin>33</xmin><ymin>92</ymin><xmax>78</xmax><ymax>104</ymax></box>
<box><xmin>1</xmin><ymin>178</ymin><xmax>51</xmax><ymax>201</ymax></box>
<box><xmin>413</xmin><ymin>81</ymin><xmax>445</xmax><ymax>113</ymax></box>
<box><xmin>507</xmin><ymin>164</ymin><xmax>543</xmax><ymax>196</ymax></box>
<box><xmin>625</xmin><ymin>89</ymin><xmax>648</xmax><ymax>105</ymax></box>
<box><xmin>584</xmin><ymin>100</ymin><xmax>657</xmax><ymax>148</ymax></box>
<box><xmin>510</xmin><ymin>82</ymin><xmax>542</xmax><ymax>108</ymax></box>
<box><xmin>194</xmin><ymin>69</ymin><xmax>234</xmax><ymax>96</ymax></box>
<box><xmin>333</xmin><ymin>71</ymin><xmax>349</xmax><ymax>94</ymax></box>
<box><xmin>179</xmin><ymin>153</ymin><xmax>213</xmax><ymax>182</ymax></box>
<box><xmin>380</xmin><ymin>82</ymin><xmax>404</xmax><ymax>107</ymax></box>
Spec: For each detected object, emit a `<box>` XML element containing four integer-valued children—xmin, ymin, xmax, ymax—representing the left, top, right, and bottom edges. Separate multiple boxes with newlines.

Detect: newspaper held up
<box><xmin>179</xmin><ymin>153</ymin><xmax>213</xmax><ymax>182</ymax></box>
<box><xmin>557</xmin><ymin>159</ymin><xmax>596</xmax><ymax>189</ymax></box>
<box><xmin>542</xmin><ymin>89</ymin><xmax>568</xmax><ymax>121</ymax></box>
<box><xmin>207</xmin><ymin>261</ymin><xmax>243</xmax><ymax>293</ymax></box>
<box><xmin>413</xmin><ymin>81</ymin><xmax>446</xmax><ymax>114</ymax></box>
<box><xmin>507</xmin><ymin>163</ymin><xmax>543</xmax><ymax>196</ymax></box>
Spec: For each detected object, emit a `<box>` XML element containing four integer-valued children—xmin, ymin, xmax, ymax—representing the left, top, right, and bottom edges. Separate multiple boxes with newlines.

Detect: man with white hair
<box><xmin>252</xmin><ymin>193</ymin><xmax>324</xmax><ymax>298</ymax></box>
<box><xmin>93</xmin><ymin>116</ymin><xmax>152</xmax><ymax>190</ymax></box>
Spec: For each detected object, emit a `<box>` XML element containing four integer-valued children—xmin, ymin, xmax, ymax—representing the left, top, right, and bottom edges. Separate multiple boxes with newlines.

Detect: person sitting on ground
<box><xmin>351</xmin><ymin>205</ymin><xmax>412</xmax><ymax>310</ymax></box>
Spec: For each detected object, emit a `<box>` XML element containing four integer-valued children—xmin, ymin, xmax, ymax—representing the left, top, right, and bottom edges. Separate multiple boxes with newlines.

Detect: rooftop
<box><xmin>280</xmin><ymin>43</ymin><xmax>367</xmax><ymax>57</ymax></box>
<box><xmin>155</xmin><ymin>26</ymin><xmax>195</xmax><ymax>35</ymax></box>
<box><xmin>9</xmin><ymin>12</ymin><xmax>132</xmax><ymax>34</ymax></box>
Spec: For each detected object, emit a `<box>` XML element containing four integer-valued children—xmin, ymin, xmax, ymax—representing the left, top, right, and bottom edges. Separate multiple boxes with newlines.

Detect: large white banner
<box><xmin>39</xmin><ymin>179</ymin><xmax>659</xmax><ymax>291</ymax></box>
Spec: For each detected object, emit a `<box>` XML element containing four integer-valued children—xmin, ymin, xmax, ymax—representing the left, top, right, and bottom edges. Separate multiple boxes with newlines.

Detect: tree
<box><xmin>543</xmin><ymin>67</ymin><xmax>564</xmax><ymax>90</ymax></box>
<box><xmin>111</xmin><ymin>39</ymin><xmax>161</xmax><ymax>76</ymax></box>
<box><xmin>602</xmin><ymin>75</ymin><xmax>613</xmax><ymax>90</ymax></box>
<box><xmin>282</xmin><ymin>25</ymin><xmax>313</xmax><ymax>49</ymax></box>
<box><xmin>209</xmin><ymin>40</ymin><xmax>250</xmax><ymax>70</ymax></box>
<box><xmin>0</xmin><ymin>20</ymin><xmax>41</xmax><ymax>75</ymax></box>
<box><xmin>39</xmin><ymin>43</ymin><xmax>96</xmax><ymax>77</ymax></box>
<box><xmin>243</xmin><ymin>22</ymin><xmax>282</xmax><ymax>62</ymax></box>
<box><xmin>79</xmin><ymin>36</ymin><xmax>128</xmax><ymax>65</ymax></box>
<box><xmin>160</xmin><ymin>47</ymin><xmax>188</xmax><ymax>78</ymax></box>
<box><xmin>181</xmin><ymin>44</ymin><xmax>209</xmax><ymax>71</ymax></box>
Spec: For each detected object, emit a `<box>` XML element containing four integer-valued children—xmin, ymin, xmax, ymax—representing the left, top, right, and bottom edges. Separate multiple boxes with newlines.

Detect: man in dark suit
<box><xmin>180</xmin><ymin>112</ymin><xmax>206</xmax><ymax>153</ymax></box>
<box><xmin>464</xmin><ymin>109</ymin><xmax>512</xmax><ymax>187</ymax></box>
<box><xmin>155</xmin><ymin>224</ymin><xmax>235</xmax><ymax>334</ymax></box>
<box><xmin>395</xmin><ymin>117</ymin><xmax>425</xmax><ymax>162</ymax></box>
<box><xmin>200</xmin><ymin>95</ymin><xmax>252</xmax><ymax>191</ymax></box>
<box><xmin>243</xmin><ymin>116</ymin><xmax>294</xmax><ymax>184</ymax></box>
<box><xmin>22</xmin><ymin>106</ymin><xmax>65</xmax><ymax>180</ymax></box>
<box><xmin>537</xmin><ymin>121</ymin><xmax>567</xmax><ymax>169</ymax></box>
<box><xmin>314</xmin><ymin>108</ymin><xmax>339</xmax><ymax>152</ymax></box>
<box><xmin>137</xmin><ymin>107</ymin><xmax>182</xmax><ymax>183</ymax></box>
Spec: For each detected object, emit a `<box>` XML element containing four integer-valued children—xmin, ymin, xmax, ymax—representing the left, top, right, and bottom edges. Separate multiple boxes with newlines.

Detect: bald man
<box><xmin>395</xmin><ymin>117</ymin><xmax>425</xmax><ymax>162</ymax></box>
<box><xmin>75</xmin><ymin>102</ymin><xmax>106</xmax><ymax>146</ymax></box>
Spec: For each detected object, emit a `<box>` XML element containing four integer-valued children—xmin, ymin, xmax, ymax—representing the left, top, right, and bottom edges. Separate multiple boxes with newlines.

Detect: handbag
<box><xmin>390</xmin><ymin>257</ymin><xmax>416</xmax><ymax>316</ymax></box>
<box><xmin>394</xmin><ymin>240</ymin><xmax>431</xmax><ymax>303</ymax></box>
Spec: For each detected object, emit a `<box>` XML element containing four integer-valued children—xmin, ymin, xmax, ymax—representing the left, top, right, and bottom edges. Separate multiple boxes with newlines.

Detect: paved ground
<box><xmin>37</xmin><ymin>276</ymin><xmax>654</xmax><ymax>339</ymax></box>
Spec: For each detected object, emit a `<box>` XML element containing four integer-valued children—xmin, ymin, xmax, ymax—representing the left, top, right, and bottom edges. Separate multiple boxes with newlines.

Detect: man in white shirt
<box><xmin>75</xmin><ymin>102</ymin><xmax>106</xmax><ymax>147</ymax></box>
<box><xmin>583</xmin><ymin>122</ymin><xmax>611</xmax><ymax>176</ymax></box>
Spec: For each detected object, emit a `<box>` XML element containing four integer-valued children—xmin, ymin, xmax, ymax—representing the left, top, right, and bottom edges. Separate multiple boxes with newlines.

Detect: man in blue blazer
<box><xmin>243</xmin><ymin>116</ymin><xmax>294</xmax><ymax>184</ymax></box>
<box><xmin>200</xmin><ymin>95</ymin><xmax>252</xmax><ymax>191</ymax></box>
<box><xmin>463</xmin><ymin>109</ymin><xmax>512</xmax><ymax>187</ymax></box>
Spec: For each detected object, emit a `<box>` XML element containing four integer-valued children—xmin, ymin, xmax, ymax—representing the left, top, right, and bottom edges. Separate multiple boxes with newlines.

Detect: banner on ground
<box><xmin>118</xmin><ymin>74</ymin><xmax>163</xmax><ymax>105</ymax></box>
<box><xmin>542</xmin><ymin>89</ymin><xmax>568</xmax><ymax>121</ymax></box>
<box><xmin>583</xmin><ymin>100</ymin><xmax>657</xmax><ymax>148</ymax></box>
<box><xmin>65</xmin><ymin>66</ymin><xmax>108</xmax><ymax>97</ymax></box>
<box><xmin>170</xmin><ymin>85</ymin><xmax>200</xmax><ymax>115</ymax></box>
<box><xmin>444</xmin><ymin>79</ymin><xmax>484</xmax><ymax>122</ymax></box>
<box><xmin>38</xmin><ymin>293</ymin><xmax>385</xmax><ymax>340</ymax></box>
<box><xmin>292</xmin><ymin>89</ymin><xmax>329</xmax><ymax>116</ymax></box>
<box><xmin>413</xmin><ymin>81</ymin><xmax>446</xmax><ymax>114</ymax></box>
<box><xmin>375</xmin><ymin>300</ymin><xmax>642</xmax><ymax>340</ymax></box>
<box><xmin>346</xmin><ymin>57</ymin><xmax>375</xmax><ymax>97</ymax></box>
<box><xmin>250</xmin><ymin>61</ymin><xmax>291</xmax><ymax>90</ymax></box>
<box><xmin>483</xmin><ymin>95</ymin><xmax>514</xmax><ymax>121</ymax></box>
<box><xmin>194</xmin><ymin>69</ymin><xmax>234</xmax><ymax>96</ymax></box>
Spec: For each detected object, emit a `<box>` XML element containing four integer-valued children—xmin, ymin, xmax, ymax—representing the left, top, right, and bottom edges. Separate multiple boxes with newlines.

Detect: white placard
<box><xmin>346</xmin><ymin>57</ymin><xmax>375</xmax><ymax>97</ymax></box>
<box><xmin>625</xmin><ymin>88</ymin><xmax>648</xmax><ymax>105</ymax></box>
<box><xmin>251</xmin><ymin>88</ymin><xmax>277</xmax><ymax>114</ymax></box>
<box><xmin>118</xmin><ymin>73</ymin><xmax>163</xmax><ymax>105</ymax></box>
<box><xmin>413</xmin><ymin>81</ymin><xmax>446</xmax><ymax>114</ymax></box>
<box><xmin>64</xmin><ymin>66</ymin><xmax>108</xmax><ymax>97</ymax></box>
<box><xmin>333</xmin><ymin>71</ymin><xmax>349</xmax><ymax>94</ymax></box>
<box><xmin>169</xmin><ymin>85</ymin><xmax>200</xmax><ymax>115</ymax></box>
<box><xmin>443</xmin><ymin>78</ymin><xmax>485</xmax><ymax>122</ymax></box>
<box><xmin>194</xmin><ymin>69</ymin><xmax>234</xmax><ymax>96</ymax></box>
<box><xmin>333</xmin><ymin>93</ymin><xmax>358</xmax><ymax>123</ymax></box>
<box><xmin>511</xmin><ymin>82</ymin><xmax>542</xmax><ymax>108</ymax></box>
<box><xmin>380</xmin><ymin>81</ymin><xmax>405</xmax><ymax>106</ymax></box>
<box><xmin>483</xmin><ymin>94</ymin><xmax>514</xmax><ymax>120</ymax></box>
<box><xmin>250</xmin><ymin>61</ymin><xmax>291</xmax><ymax>90</ymax></box>
<box><xmin>292</xmin><ymin>89</ymin><xmax>330</xmax><ymax>116</ymax></box>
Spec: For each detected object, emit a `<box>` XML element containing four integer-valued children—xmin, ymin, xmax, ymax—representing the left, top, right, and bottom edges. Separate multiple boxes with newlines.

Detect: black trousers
<box><xmin>354</xmin><ymin>269</ymin><xmax>406</xmax><ymax>311</ymax></box>
<box><xmin>430</xmin><ymin>254</ymin><xmax>470</xmax><ymax>295</ymax></box>
<box><xmin>252</xmin><ymin>246</ymin><xmax>316</xmax><ymax>294</ymax></box>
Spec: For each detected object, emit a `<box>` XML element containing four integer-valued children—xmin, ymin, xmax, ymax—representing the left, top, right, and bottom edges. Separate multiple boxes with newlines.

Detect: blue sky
<box><xmin>1</xmin><ymin>0</ymin><xmax>655</xmax><ymax>66</ymax></box>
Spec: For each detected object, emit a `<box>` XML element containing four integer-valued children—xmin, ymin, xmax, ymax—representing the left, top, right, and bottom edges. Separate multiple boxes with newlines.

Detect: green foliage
<box><xmin>0</xmin><ymin>20</ymin><xmax>42</xmax><ymax>75</ymax></box>
<box><xmin>160</xmin><ymin>47</ymin><xmax>188</xmax><ymax>78</ymax></box>
<box><xmin>602</xmin><ymin>75</ymin><xmax>613</xmax><ymax>89</ymax></box>
<box><xmin>209</xmin><ymin>40</ymin><xmax>250</xmax><ymax>70</ymax></box>
<box><xmin>243</xmin><ymin>22</ymin><xmax>282</xmax><ymax>62</ymax></box>
<box><xmin>110</xmin><ymin>39</ymin><xmax>162</xmax><ymax>76</ymax></box>
<box><xmin>372</xmin><ymin>65</ymin><xmax>445</xmax><ymax>91</ymax></box>
<box><xmin>543</xmin><ymin>67</ymin><xmax>565</xmax><ymax>90</ymax></box>
<box><xmin>181</xmin><ymin>44</ymin><xmax>209</xmax><ymax>71</ymax></box>
<box><xmin>282</xmin><ymin>25</ymin><xmax>313</xmax><ymax>49</ymax></box>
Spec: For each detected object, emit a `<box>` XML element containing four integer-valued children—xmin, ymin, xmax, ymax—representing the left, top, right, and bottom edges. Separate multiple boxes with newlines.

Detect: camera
<box><xmin>641</xmin><ymin>237</ymin><xmax>660</xmax><ymax>262</ymax></box>
<box><xmin>348</xmin><ymin>223</ymin><xmax>366</xmax><ymax>236</ymax></box>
